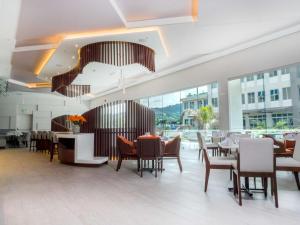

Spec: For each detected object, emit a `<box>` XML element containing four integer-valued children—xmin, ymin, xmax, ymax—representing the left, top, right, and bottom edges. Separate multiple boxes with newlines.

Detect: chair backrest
<box><xmin>293</xmin><ymin>134</ymin><xmax>300</xmax><ymax>161</ymax></box>
<box><xmin>196</xmin><ymin>132</ymin><xmax>204</xmax><ymax>148</ymax></box>
<box><xmin>164</xmin><ymin>135</ymin><xmax>181</xmax><ymax>155</ymax></box>
<box><xmin>137</xmin><ymin>136</ymin><xmax>162</xmax><ymax>159</ymax></box>
<box><xmin>211</xmin><ymin>136</ymin><xmax>222</xmax><ymax>144</ymax></box>
<box><xmin>239</xmin><ymin>138</ymin><xmax>274</xmax><ymax>173</ymax></box>
<box><xmin>31</xmin><ymin>131</ymin><xmax>37</xmax><ymax>139</ymax></box>
<box><xmin>116</xmin><ymin>136</ymin><xmax>134</xmax><ymax>155</ymax></box>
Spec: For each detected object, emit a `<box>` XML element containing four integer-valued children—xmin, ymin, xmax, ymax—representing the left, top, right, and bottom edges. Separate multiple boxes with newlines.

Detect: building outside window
<box><xmin>248</xmin><ymin>92</ymin><xmax>255</xmax><ymax>104</ymax></box>
<box><xmin>282</xmin><ymin>87</ymin><xmax>291</xmax><ymax>100</ymax></box>
<box><xmin>258</xmin><ymin>91</ymin><xmax>265</xmax><ymax>102</ymax></box>
<box><xmin>241</xmin><ymin>94</ymin><xmax>245</xmax><ymax>104</ymax></box>
<box><xmin>190</xmin><ymin>101</ymin><xmax>195</xmax><ymax>109</ymax></box>
<box><xmin>184</xmin><ymin>102</ymin><xmax>189</xmax><ymax>109</ymax></box>
<box><xmin>270</xmin><ymin>89</ymin><xmax>279</xmax><ymax>101</ymax></box>
<box><xmin>211</xmin><ymin>82</ymin><xmax>218</xmax><ymax>89</ymax></box>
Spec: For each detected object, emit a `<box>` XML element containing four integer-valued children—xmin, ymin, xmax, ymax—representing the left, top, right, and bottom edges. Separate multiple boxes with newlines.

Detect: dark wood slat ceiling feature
<box><xmin>52</xmin><ymin>41</ymin><xmax>155</xmax><ymax>97</ymax></box>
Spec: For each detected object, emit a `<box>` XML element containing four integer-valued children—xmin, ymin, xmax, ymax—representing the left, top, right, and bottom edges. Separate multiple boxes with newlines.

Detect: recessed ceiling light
<box><xmin>75</xmin><ymin>44</ymin><xmax>79</xmax><ymax>48</ymax></box>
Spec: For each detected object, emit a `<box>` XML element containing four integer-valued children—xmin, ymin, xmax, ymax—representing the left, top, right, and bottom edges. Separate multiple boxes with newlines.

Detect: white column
<box><xmin>228</xmin><ymin>79</ymin><xmax>243</xmax><ymax>131</ymax></box>
<box><xmin>218</xmin><ymin>78</ymin><xmax>230</xmax><ymax>130</ymax></box>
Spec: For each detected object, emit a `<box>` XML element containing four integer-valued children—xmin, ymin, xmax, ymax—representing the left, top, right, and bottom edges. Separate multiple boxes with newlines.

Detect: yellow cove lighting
<box><xmin>34</xmin><ymin>26</ymin><xmax>169</xmax><ymax>76</ymax></box>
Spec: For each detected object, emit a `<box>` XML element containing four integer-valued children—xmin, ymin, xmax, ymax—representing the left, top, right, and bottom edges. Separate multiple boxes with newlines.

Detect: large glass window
<box><xmin>138</xmin><ymin>82</ymin><xmax>219</xmax><ymax>136</ymax></box>
<box><xmin>229</xmin><ymin>63</ymin><xmax>300</xmax><ymax>137</ymax></box>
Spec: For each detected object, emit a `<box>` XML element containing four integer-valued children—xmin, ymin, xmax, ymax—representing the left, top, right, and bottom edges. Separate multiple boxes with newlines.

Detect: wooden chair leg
<box><xmin>233</xmin><ymin>172</ymin><xmax>237</xmax><ymax>196</ymax></box>
<box><xmin>116</xmin><ymin>158</ymin><xmax>122</xmax><ymax>171</ymax></box>
<box><xmin>293</xmin><ymin>172</ymin><xmax>300</xmax><ymax>190</ymax></box>
<box><xmin>155</xmin><ymin>159</ymin><xmax>158</xmax><ymax>178</ymax></box>
<box><xmin>272</xmin><ymin>174</ymin><xmax>279</xmax><ymax>208</ymax></box>
<box><xmin>237</xmin><ymin>174</ymin><xmax>242</xmax><ymax>206</ymax></box>
<box><xmin>137</xmin><ymin>159</ymin><xmax>140</xmax><ymax>172</ymax></box>
<box><xmin>230</xmin><ymin>168</ymin><xmax>232</xmax><ymax>181</ymax></box>
<box><xmin>160</xmin><ymin>158</ymin><xmax>163</xmax><ymax>173</ymax></box>
<box><xmin>263</xmin><ymin>177</ymin><xmax>268</xmax><ymax>198</ymax></box>
<box><xmin>140</xmin><ymin>159</ymin><xmax>143</xmax><ymax>177</ymax></box>
<box><xmin>204</xmin><ymin>166</ymin><xmax>210</xmax><ymax>192</ymax></box>
<box><xmin>177</xmin><ymin>157</ymin><xmax>183</xmax><ymax>172</ymax></box>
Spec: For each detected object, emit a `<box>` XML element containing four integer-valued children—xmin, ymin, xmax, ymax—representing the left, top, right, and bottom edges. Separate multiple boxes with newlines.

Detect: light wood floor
<box><xmin>0</xmin><ymin>148</ymin><xmax>300</xmax><ymax>225</ymax></box>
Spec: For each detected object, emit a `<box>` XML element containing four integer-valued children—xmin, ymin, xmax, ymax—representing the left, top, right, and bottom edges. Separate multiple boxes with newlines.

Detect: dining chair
<box><xmin>202</xmin><ymin>134</ymin><xmax>236</xmax><ymax>192</ymax></box>
<box><xmin>163</xmin><ymin>135</ymin><xmax>182</xmax><ymax>172</ymax></box>
<box><xmin>137</xmin><ymin>136</ymin><xmax>164</xmax><ymax>177</ymax></box>
<box><xmin>276</xmin><ymin>134</ymin><xmax>300</xmax><ymax>190</ymax></box>
<box><xmin>29</xmin><ymin>131</ymin><xmax>37</xmax><ymax>151</ymax></box>
<box><xmin>197</xmin><ymin>132</ymin><xmax>219</xmax><ymax>161</ymax></box>
<box><xmin>264</xmin><ymin>134</ymin><xmax>293</xmax><ymax>158</ymax></box>
<box><xmin>116</xmin><ymin>135</ymin><xmax>139</xmax><ymax>172</ymax></box>
<box><xmin>233</xmin><ymin>138</ymin><xmax>278</xmax><ymax>207</ymax></box>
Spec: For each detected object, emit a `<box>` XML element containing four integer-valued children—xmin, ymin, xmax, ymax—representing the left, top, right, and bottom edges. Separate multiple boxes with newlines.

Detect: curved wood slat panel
<box><xmin>51</xmin><ymin>115</ymin><xmax>71</xmax><ymax>132</ymax></box>
<box><xmin>52</xmin><ymin>41</ymin><xmax>155</xmax><ymax>97</ymax></box>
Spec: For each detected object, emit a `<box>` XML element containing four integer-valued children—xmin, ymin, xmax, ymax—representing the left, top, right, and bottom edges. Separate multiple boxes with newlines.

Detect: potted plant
<box><xmin>67</xmin><ymin>115</ymin><xmax>86</xmax><ymax>134</ymax></box>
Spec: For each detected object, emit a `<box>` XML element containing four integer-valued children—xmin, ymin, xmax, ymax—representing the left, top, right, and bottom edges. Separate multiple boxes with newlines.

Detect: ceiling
<box><xmin>6</xmin><ymin>0</ymin><xmax>300</xmax><ymax>98</ymax></box>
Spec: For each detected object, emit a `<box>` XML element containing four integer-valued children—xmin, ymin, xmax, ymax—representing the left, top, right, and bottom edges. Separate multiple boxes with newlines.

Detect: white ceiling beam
<box><xmin>126</xmin><ymin>16</ymin><xmax>194</xmax><ymax>28</ymax></box>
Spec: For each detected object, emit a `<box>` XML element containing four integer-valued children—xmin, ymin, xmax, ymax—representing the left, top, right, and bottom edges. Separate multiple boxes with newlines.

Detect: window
<box><xmin>184</xmin><ymin>102</ymin><xmax>188</xmax><ymax>109</ymax></box>
<box><xmin>248</xmin><ymin>92</ymin><xmax>255</xmax><ymax>104</ymax></box>
<box><xmin>258</xmin><ymin>91</ymin><xmax>265</xmax><ymax>103</ymax></box>
<box><xmin>282</xmin><ymin>67</ymin><xmax>289</xmax><ymax>74</ymax></box>
<box><xmin>272</xmin><ymin>113</ymin><xmax>293</xmax><ymax>128</ymax></box>
<box><xmin>190</xmin><ymin>101</ymin><xmax>195</xmax><ymax>109</ymax></box>
<box><xmin>212</xmin><ymin>98</ymin><xmax>218</xmax><ymax>107</ymax></box>
<box><xmin>211</xmin><ymin>82</ymin><xmax>218</xmax><ymax>89</ymax></box>
<box><xmin>282</xmin><ymin>87</ymin><xmax>291</xmax><ymax>100</ymax></box>
<box><xmin>257</xmin><ymin>73</ymin><xmax>264</xmax><ymax>80</ymax></box>
<box><xmin>246</xmin><ymin>75</ymin><xmax>254</xmax><ymax>81</ymax></box>
<box><xmin>270</xmin><ymin>70</ymin><xmax>278</xmax><ymax>77</ymax></box>
<box><xmin>249</xmin><ymin>114</ymin><xmax>266</xmax><ymax>129</ymax></box>
<box><xmin>240</xmin><ymin>78</ymin><xmax>244</xmax><ymax>83</ymax></box>
<box><xmin>203</xmin><ymin>99</ymin><xmax>208</xmax><ymax>106</ymax></box>
<box><xmin>184</xmin><ymin>119</ymin><xmax>189</xmax><ymax>125</ymax></box>
<box><xmin>241</xmin><ymin>94</ymin><xmax>245</xmax><ymax>104</ymax></box>
<box><xmin>270</xmin><ymin>89</ymin><xmax>279</xmax><ymax>101</ymax></box>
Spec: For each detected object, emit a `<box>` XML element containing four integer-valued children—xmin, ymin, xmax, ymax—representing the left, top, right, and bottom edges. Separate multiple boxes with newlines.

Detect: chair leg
<box><xmin>293</xmin><ymin>172</ymin><xmax>300</xmax><ymax>190</ymax></box>
<box><xmin>140</xmin><ymin>159</ymin><xmax>143</xmax><ymax>177</ymax></box>
<box><xmin>116</xmin><ymin>158</ymin><xmax>122</xmax><ymax>171</ymax></box>
<box><xmin>230</xmin><ymin>168</ymin><xmax>232</xmax><ymax>181</ymax></box>
<box><xmin>237</xmin><ymin>174</ymin><xmax>242</xmax><ymax>206</ymax></box>
<box><xmin>161</xmin><ymin>158</ymin><xmax>163</xmax><ymax>173</ymax></box>
<box><xmin>155</xmin><ymin>159</ymin><xmax>158</xmax><ymax>178</ymax></box>
<box><xmin>272</xmin><ymin>174</ymin><xmax>279</xmax><ymax>208</ymax></box>
<box><xmin>263</xmin><ymin>177</ymin><xmax>268</xmax><ymax>198</ymax></box>
<box><xmin>137</xmin><ymin>159</ymin><xmax>140</xmax><ymax>172</ymax></box>
<box><xmin>177</xmin><ymin>157</ymin><xmax>183</xmax><ymax>172</ymax></box>
<box><xmin>204</xmin><ymin>166</ymin><xmax>210</xmax><ymax>192</ymax></box>
<box><xmin>233</xmin><ymin>172</ymin><xmax>237</xmax><ymax>196</ymax></box>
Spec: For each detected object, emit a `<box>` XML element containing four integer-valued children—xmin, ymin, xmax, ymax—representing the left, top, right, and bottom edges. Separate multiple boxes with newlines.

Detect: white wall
<box><xmin>90</xmin><ymin>31</ymin><xmax>300</xmax><ymax>130</ymax></box>
<box><xmin>0</xmin><ymin>92</ymin><xmax>89</xmax><ymax>131</ymax></box>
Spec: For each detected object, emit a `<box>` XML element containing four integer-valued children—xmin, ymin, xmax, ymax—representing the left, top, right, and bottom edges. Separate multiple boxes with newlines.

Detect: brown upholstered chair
<box><xmin>116</xmin><ymin>136</ymin><xmax>139</xmax><ymax>171</ymax></box>
<box><xmin>263</xmin><ymin>134</ymin><xmax>293</xmax><ymax>158</ymax></box>
<box><xmin>163</xmin><ymin>135</ymin><xmax>182</xmax><ymax>172</ymax></box>
<box><xmin>137</xmin><ymin>136</ymin><xmax>163</xmax><ymax>177</ymax></box>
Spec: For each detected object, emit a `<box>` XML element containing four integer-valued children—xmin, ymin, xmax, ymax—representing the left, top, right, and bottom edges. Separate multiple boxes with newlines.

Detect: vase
<box><xmin>72</xmin><ymin>124</ymin><xmax>80</xmax><ymax>134</ymax></box>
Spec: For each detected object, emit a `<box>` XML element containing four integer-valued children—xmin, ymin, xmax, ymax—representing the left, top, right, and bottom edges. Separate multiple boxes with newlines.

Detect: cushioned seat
<box><xmin>209</xmin><ymin>157</ymin><xmax>236</xmax><ymax>166</ymax></box>
<box><xmin>276</xmin><ymin>157</ymin><xmax>300</xmax><ymax>168</ymax></box>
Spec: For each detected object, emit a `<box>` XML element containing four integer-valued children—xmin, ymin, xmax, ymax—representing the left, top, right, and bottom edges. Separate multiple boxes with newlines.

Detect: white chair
<box><xmin>202</xmin><ymin>134</ymin><xmax>236</xmax><ymax>192</ymax></box>
<box><xmin>233</xmin><ymin>138</ymin><xmax>278</xmax><ymax>207</ymax></box>
<box><xmin>276</xmin><ymin>134</ymin><xmax>300</xmax><ymax>190</ymax></box>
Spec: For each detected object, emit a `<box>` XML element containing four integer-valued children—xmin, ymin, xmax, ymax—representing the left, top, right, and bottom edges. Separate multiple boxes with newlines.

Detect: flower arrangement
<box><xmin>67</xmin><ymin>115</ymin><xmax>87</xmax><ymax>125</ymax></box>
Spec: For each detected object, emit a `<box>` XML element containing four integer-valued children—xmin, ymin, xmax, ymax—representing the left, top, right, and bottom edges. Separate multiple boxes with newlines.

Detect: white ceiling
<box><xmin>8</xmin><ymin>0</ymin><xmax>300</xmax><ymax>96</ymax></box>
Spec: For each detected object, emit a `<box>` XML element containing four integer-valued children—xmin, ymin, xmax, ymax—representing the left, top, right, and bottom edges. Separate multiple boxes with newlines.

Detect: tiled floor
<box><xmin>0</xmin><ymin>148</ymin><xmax>300</xmax><ymax>225</ymax></box>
